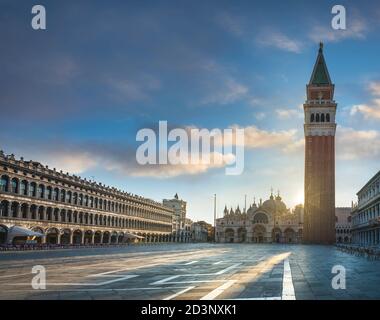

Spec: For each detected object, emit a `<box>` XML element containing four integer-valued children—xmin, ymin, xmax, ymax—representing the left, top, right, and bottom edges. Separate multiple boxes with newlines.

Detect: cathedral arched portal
<box><xmin>284</xmin><ymin>228</ymin><xmax>296</xmax><ymax>243</ymax></box>
<box><xmin>225</xmin><ymin>228</ymin><xmax>235</xmax><ymax>243</ymax></box>
<box><xmin>252</xmin><ymin>225</ymin><xmax>266</xmax><ymax>243</ymax></box>
<box><xmin>272</xmin><ymin>228</ymin><xmax>282</xmax><ymax>243</ymax></box>
<box><xmin>237</xmin><ymin>228</ymin><xmax>247</xmax><ymax>243</ymax></box>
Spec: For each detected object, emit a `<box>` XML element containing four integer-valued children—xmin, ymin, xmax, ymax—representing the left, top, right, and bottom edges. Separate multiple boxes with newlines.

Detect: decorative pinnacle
<box><xmin>319</xmin><ymin>42</ymin><xmax>323</xmax><ymax>52</ymax></box>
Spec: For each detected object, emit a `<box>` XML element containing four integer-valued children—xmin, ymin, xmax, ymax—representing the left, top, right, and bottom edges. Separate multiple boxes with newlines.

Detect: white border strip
<box><xmin>200</xmin><ymin>280</ymin><xmax>237</xmax><ymax>300</ymax></box>
<box><xmin>163</xmin><ymin>286</ymin><xmax>195</xmax><ymax>300</ymax></box>
<box><xmin>151</xmin><ymin>275</ymin><xmax>181</xmax><ymax>285</ymax></box>
<box><xmin>215</xmin><ymin>263</ymin><xmax>241</xmax><ymax>275</ymax></box>
<box><xmin>282</xmin><ymin>258</ymin><xmax>295</xmax><ymax>300</ymax></box>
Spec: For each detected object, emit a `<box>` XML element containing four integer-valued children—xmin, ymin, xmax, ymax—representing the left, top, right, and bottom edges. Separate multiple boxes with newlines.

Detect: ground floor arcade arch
<box><xmin>0</xmin><ymin>225</ymin><xmax>7</xmax><ymax>244</ymax></box>
<box><xmin>46</xmin><ymin>228</ymin><xmax>59</xmax><ymax>244</ymax></box>
<box><xmin>61</xmin><ymin>229</ymin><xmax>71</xmax><ymax>244</ymax></box>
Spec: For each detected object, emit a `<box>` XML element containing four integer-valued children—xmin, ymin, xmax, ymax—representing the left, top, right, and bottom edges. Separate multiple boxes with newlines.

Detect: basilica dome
<box><xmin>261</xmin><ymin>193</ymin><xmax>287</xmax><ymax>214</ymax></box>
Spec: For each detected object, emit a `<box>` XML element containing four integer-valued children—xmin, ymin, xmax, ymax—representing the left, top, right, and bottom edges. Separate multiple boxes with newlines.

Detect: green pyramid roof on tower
<box><xmin>309</xmin><ymin>42</ymin><xmax>332</xmax><ymax>86</ymax></box>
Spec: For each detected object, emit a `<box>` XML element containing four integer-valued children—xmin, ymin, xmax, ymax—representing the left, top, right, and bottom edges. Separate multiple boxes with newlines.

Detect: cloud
<box><xmin>10</xmin><ymin>139</ymin><xmax>237</xmax><ymax>179</ymax></box>
<box><xmin>4</xmin><ymin>121</ymin><xmax>305</xmax><ymax>180</ymax></box>
<box><xmin>275</xmin><ymin>108</ymin><xmax>303</xmax><ymax>119</ymax></box>
<box><xmin>351</xmin><ymin>103</ymin><xmax>380</xmax><ymax>119</ymax></box>
<box><xmin>122</xmin><ymin>152</ymin><xmax>234</xmax><ymax>178</ymax></box>
<box><xmin>184</xmin><ymin>124</ymin><xmax>302</xmax><ymax>154</ymax></box>
<box><xmin>107</xmin><ymin>74</ymin><xmax>162</xmax><ymax>102</ymax></box>
<box><xmin>249</xmin><ymin>98</ymin><xmax>263</xmax><ymax>107</ymax></box>
<box><xmin>350</xmin><ymin>82</ymin><xmax>380</xmax><ymax>120</ymax></box>
<box><xmin>256</xmin><ymin>31</ymin><xmax>303</xmax><ymax>53</ymax></box>
<box><xmin>226</xmin><ymin>125</ymin><xmax>302</xmax><ymax>153</ymax></box>
<box><xmin>254</xmin><ymin>112</ymin><xmax>266</xmax><ymax>121</ymax></box>
<box><xmin>201</xmin><ymin>77</ymin><xmax>249</xmax><ymax>105</ymax></box>
<box><xmin>13</xmin><ymin>126</ymin><xmax>379</xmax><ymax>180</ymax></box>
<box><xmin>309</xmin><ymin>17</ymin><xmax>367</xmax><ymax>43</ymax></box>
<box><xmin>336</xmin><ymin>127</ymin><xmax>380</xmax><ymax>160</ymax></box>
<box><xmin>43</xmin><ymin>152</ymin><xmax>98</xmax><ymax>174</ymax></box>
<box><xmin>369</xmin><ymin>82</ymin><xmax>380</xmax><ymax>95</ymax></box>
<box><xmin>215</xmin><ymin>12</ymin><xmax>245</xmax><ymax>38</ymax></box>
<box><xmin>282</xmin><ymin>138</ymin><xmax>304</xmax><ymax>154</ymax></box>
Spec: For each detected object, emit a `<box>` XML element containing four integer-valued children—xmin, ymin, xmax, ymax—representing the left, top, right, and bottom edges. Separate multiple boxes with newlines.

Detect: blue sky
<box><xmin>1</xmin><ymin>0</ymin><xmax>380</xmax><ymax>223</ymax></box>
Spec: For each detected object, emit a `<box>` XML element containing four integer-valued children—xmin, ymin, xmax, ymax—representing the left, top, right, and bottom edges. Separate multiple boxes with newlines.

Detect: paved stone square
<box><xmin>0</xmin><ymin>243</ymin><xmax>379</xmax><ymax>300</ymax></box>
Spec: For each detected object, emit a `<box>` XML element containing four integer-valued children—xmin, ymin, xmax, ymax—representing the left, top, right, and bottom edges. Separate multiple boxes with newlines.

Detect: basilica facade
<box><xmin>215</xmin><ymin>192</ymin><xmax>303</xmax><ymax>244</ymax></box>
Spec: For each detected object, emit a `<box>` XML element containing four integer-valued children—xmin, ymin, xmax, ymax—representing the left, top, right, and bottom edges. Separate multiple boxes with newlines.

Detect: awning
<box><xmin>124</xmin><ymin>232</ymin><xmax>144</xmax><ymax>239</ymax></box>
<box><xmin>7</xmin><ymin>226</ymin><xmax>44</xmax><ymax>238</ymax></box>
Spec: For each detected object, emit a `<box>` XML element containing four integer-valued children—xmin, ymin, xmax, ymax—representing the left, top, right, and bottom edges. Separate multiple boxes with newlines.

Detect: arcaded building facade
<box><xmin>215</xmin><ymin>192</ymin><xmax>304</xmax><ymax>244</ymax></box>
<box><xmin>335</xmin><ymin>207</ymin><xmax>352</xmax><ymax>244</ymax></box>
<box><xmin>0</xmin><ymin>151</ymin><xmax>173</xmax><ymax>245</ymax></box>
<box><xmin>303</xmin><ymin>43</ymin><xmax>336</xmax><ymax>244</ymax></box>
<box><xmin>351</xmin><ymin>171</ymin><xmax>380</xmax><ymax>246</ymax></box>
<box><xmin>163</xmin><ymin>194</ymin><xmax>192</xmax><ymax>242</ymax></box>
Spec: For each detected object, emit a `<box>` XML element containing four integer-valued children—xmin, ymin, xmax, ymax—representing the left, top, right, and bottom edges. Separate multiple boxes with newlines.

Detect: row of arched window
<box><xmin>352</xmin><ymin>204</ymin><xmax>380</xmax><ymax>226</ymax></box>
<box><xmin>310</xmin><ymin>113</ymin><xmax>330</xmax><ymax>123</ymax></box>
<box><xmin>358</xmin><ymin>180</ymin><xmax>380</xmax><ymax>204</ymax></box>
<box><xmin>221</xmin><ymin>213</ymin><xmax>270</xmax><ymax>225</ymax></box>
<box><xmin>0</xmin><ymin>175</ymin><xmax>171</xmax><ymax>223</ymax></box>
<box><xmin>0</xmin><ymin>200</ymin><xmax>171</xmax><ymax>232</ymax></box>
<box><xmin>336</xmin><ymin>228</ymin><xmax>350</xmax><ymax>234</ymax></box>
<box><xmin>253</xmin><ymin>212</ymin><xmax>269</xmax><ymax>224</ymax></box>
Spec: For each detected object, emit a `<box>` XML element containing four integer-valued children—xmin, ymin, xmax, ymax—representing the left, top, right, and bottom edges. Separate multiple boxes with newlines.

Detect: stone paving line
<box><xmin>0</xmin><ymin>243</ymin><xmax>380</xmax><ymax>300</ymax></box>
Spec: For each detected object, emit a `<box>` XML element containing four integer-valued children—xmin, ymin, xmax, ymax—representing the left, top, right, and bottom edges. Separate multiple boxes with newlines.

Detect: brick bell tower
<box><xmin>303</xmin><ymin>43</ymin><xmax>336</xmax><ymax>244</ymax></box>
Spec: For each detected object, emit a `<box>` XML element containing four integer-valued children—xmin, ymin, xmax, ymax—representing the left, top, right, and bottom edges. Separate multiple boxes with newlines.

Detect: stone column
<box><xmin>25</xmin><ymin>204</ymin><xmax>30</xmax><ymax>220</ymax></box>
<box><xmin>16</xmin><ymin>204</ymin><xmax>21</xmax><ymax>219</ymax></box>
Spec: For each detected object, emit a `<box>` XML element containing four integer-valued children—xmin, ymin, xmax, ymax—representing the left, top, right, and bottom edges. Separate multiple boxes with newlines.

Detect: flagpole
<box><xmin>214</xmin><ymin>194</ymin><xmax>216</xmax><ymax>242</ymax></box>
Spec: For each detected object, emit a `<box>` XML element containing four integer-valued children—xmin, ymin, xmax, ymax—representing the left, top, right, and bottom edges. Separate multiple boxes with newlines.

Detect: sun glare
<box><xmin>294</xmin><ymin>190</ymin><xmax>304</xmax><ymax>205</ymax></box>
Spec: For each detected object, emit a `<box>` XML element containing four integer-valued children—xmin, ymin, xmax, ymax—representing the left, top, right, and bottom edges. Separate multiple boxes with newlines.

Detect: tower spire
<box><xmin>309</xmin><ymin>42</ymin><xmax>332</xmax><ymax>86</ymax></box>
